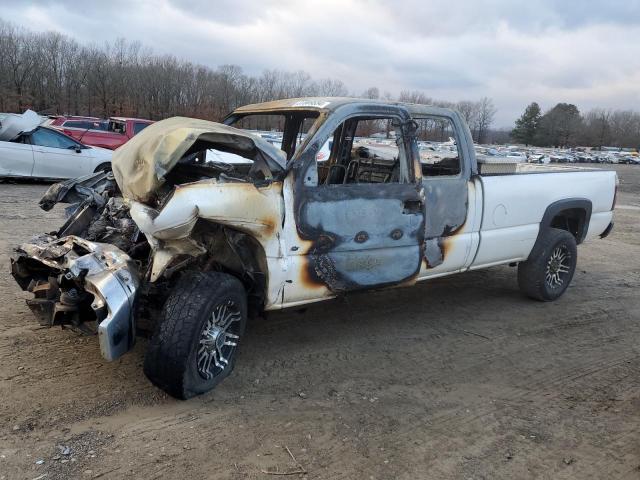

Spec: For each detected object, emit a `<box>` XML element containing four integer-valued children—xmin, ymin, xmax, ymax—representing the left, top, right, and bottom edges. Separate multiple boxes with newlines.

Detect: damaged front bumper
<box><xmin>11</xmin><ymin>235</ymin><xmax>139</xmax><ymax>361</ymax></box>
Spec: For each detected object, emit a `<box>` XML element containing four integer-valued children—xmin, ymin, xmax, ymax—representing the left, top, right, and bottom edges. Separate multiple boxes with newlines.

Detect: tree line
<box><xmin>0</xmin><ymin>20</ymin><xmax>350</xmax><ymax>121</ymax></box>
<box><xmin>0</xmin><ymin>19</ymin><xmax>499</xmax><ymax>143</ymax></box>
<box><xmin>512</xmin><ymin>102</ymin><xmax>640</xmax><ymax>149</ymax></box>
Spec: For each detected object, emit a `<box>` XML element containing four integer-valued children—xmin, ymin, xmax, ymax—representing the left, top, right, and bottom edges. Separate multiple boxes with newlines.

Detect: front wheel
<box><xmin>143</xmin><ymin>271</ymin><xmax>247</xmax><ymax>399</ymax></box>
<box><xmin>518</xmin><ymin>228</ymin><xmax>577</xmax><ymax>301</ymax></box>
<box><xmin>93</xmin><ymin>162</ymin><xmax>111</xmax><ymax>173</ymax></box>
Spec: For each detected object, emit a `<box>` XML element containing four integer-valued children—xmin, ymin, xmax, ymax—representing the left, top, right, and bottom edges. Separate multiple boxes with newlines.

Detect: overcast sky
<box><xmin>1</xmin><ymin>0</ymin><xmax>638</xmax><ymax>126</ymax></box>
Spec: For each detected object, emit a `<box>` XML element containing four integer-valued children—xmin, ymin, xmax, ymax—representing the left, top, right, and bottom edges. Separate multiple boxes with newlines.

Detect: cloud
<box><xmin>0</xmin><ymin>0</ymin><xmax>638</xmax><ymax>126</ymax></box>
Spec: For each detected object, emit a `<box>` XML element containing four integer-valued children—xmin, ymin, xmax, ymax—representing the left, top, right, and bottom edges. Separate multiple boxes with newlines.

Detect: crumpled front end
<box><xmin>12</xmin><ymin>235</ymin><xmax>139</xmax><ymax>361</ymax></box>
<box><xmin>10</xmin><ymin>117</ymin><xmax>286</xmax><ymax>361</ymax></box>
<box><xmin>11</xmin><ymin>171</ymin><xmax>147</xmax><ymax>361</ymax></box>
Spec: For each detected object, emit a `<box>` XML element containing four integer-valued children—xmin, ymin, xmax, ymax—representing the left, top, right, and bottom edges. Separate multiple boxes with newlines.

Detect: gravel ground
<box><xmin>1</xmin><ymin>165</ymin><xmax>639</xmax><ymax>480</ymax></box>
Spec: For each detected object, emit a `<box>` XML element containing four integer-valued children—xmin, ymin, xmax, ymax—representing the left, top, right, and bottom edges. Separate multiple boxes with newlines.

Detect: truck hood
<box><xmin>111</xmin><ymin>117</ymin><xmax>286</xmax><ymax>202</ymax></box>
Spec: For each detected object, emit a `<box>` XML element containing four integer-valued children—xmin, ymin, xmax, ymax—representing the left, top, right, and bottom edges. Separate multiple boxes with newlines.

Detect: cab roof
<box><xmin>232</xmin><ymin>96</ymin><xmax>457</xmax><ymax>118</ymax></box>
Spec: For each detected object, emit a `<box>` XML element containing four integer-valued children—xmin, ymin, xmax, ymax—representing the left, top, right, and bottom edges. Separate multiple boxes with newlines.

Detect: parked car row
<box><xmin>0</xmin><ymin>111</ymin><xmax>154</xmax><ymax>180</ymax></box>
<box><xmin>476</xmin><ymin>145</ymin><xmax>640</xmax><ymax>165</ymax></box>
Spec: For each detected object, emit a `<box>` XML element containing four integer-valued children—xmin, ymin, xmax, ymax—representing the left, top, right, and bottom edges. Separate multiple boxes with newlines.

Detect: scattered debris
<box><xmin>449</xmin><ymin>327</ymin><xmax>491</xmax><ymax>341</ymax></box>
<box><xmin>261</xmin><ymin>445</ymin><xmax>307</xmax><ymax>476</ymax></box>
<box><xmin>57</xmin><ymin>445</ymin><xmax>72</xmax><ymax>456</ymax></box>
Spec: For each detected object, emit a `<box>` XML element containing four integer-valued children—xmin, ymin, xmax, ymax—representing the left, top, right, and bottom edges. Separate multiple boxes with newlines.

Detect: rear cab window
<box><xmin>109</xmin><ymin>121</ymin><xmax>127</xmax><ymax>135</ymax></box>
<box><xmin>63</xmin><ymin>120</ymin><xmax>107</xmax><ymax>130</ymax></box>
<box><xmin>133</xmin><ymin>122</ymin><xmax>149</xmax><ymax>135</ymax></box>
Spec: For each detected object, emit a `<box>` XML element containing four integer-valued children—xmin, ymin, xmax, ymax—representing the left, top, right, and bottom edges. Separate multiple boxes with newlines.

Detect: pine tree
<box><xmin>536</xmin><ymin>103</ymin><xmax>582</xmax><ymax>147</ymax></box>
<box><xmin>511</xmin><ymin>102</ymin><xmax>541</xmax><ymax>146</ymax></box>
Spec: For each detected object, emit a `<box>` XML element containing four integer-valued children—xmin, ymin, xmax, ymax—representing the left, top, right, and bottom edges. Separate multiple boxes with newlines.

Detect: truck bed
<box><xmin>471</xmin><ymin>168</ymin><xmax>616</xmax><ymax>268</ymax></box>
<box><xmin>478</xmin><ymin>160</ymin><xmax>599</xmax><ymax>176</ymax></box>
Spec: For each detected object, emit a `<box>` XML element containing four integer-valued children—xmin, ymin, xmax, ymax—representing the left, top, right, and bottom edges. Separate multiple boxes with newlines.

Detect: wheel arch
<box><xmin>93</xmin><ymin>162</ymin><xmax>112</xmax><ymax>173</ymax></box>
<box><xmin>190</xmin><ymin>220</ymin><xmax>270</xmax><ymax>314</ymax></box>
<box><xmin>538</xmin><ymin>198</ymin><xmax>592</xmax><ymax>245</ymax></box>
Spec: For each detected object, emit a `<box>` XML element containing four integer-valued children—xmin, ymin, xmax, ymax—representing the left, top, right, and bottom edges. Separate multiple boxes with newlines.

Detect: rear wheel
<box><xmin>143</xmin><ymin>271</ymin><xmax>247</xmax><ymax>399</ymax></box>
<box><xmin>518</xmin><ymin>228</ymin><xmax>577</xmax><ymax>301</ymax></box>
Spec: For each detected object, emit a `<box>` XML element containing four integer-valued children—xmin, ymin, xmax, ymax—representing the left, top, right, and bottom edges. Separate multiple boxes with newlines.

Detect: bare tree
<box><xmin>315</xmin><ymin>78</ymin><xmax>348</xmax><ymax>97</ymax></box>
<box><xmin>455</xmin><ymin>100</ymin><xmax>479</xmax><ymax>130</ymax></box>
<box><xmin>398</xmin><ymin>90</ymin><xmax>432</xmax><ymax>105</ymax></box>
<box><xmin>362</xmin><ymin>87</ymin><xmax>380</xmax><ymax>99</ymax></box>
<box><xmin>476</xmin><ymin>97</ymin><xmax>496</xmax><ymax>144</ymax></box>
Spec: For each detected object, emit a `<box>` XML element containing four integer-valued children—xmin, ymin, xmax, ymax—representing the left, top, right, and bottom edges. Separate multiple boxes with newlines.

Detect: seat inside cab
<box><xmin>319</xmin><ymin>117</ymin><xmax>404</xmax><ymax>185</ymax></box>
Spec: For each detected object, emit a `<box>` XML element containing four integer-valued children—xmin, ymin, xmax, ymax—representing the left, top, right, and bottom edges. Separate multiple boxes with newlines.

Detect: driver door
<box><xmin>292</xmin><ymin>106</ymin><xmax>425</xmax><ymax>295</ymax></box>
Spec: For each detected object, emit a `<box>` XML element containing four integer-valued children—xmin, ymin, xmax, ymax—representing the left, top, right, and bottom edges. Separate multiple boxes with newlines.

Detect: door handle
<box><xmin>403</xmin><ymin>200</ymin><xmax>423</xmax><ymax>214</ymax></box>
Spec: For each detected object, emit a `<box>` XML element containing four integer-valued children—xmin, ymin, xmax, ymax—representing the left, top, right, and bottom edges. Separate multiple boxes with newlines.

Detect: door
<box><xmin>0</xmin><ymin>139</ymin><xmax>35</xmax><ymax>177</ymax></box>
<box><xmin>29</xmin><ymin>127</ymin><xmax>95</xmax><ymax>179</ymax></box>
<box><xmin>292</xmin><ymin>107</ymin><xmax>425</xmax><ymax>294</ymax></box>
<box><xmin>409</xmin><ymin>112</ymin><xmax>477</xmax><ymax>276</ymax></box>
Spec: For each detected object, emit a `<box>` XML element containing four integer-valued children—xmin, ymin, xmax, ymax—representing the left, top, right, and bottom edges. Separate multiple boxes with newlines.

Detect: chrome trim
<box><xmin>15</xmin><ymin>236</ymin><xmax>139</xmax><ymax>361</ymax></box>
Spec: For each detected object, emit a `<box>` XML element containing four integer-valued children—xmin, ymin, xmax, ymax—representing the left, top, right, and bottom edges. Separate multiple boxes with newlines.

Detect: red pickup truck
<box><xmin>53</xmin><ymin>117</ymin><xmax>153</xmax><ymax>150</ymax></box>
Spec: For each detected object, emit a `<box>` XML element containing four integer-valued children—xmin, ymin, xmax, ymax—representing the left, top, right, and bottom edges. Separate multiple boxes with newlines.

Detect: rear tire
<box><xmin>143</xmin><ymin>271</ymin><xmax>247</xmax><ymax>399</ymax></box>
<box><xmin>518</xmin><ymin>228</ymin><xmax>577</xmax><ymax>301</ymax></box>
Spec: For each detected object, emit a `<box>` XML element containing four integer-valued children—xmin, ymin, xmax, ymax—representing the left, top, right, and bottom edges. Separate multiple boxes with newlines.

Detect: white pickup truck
<box><xmin>11</xmin><ymin>98</ymin><xmax>617</xmax><ymax>399</ymax></box>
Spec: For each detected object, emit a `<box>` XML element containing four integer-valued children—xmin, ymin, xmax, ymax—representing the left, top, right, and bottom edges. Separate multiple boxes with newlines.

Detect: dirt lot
<box><xmin>1</xmin><ymin>165</ymin><xmax>639</xmax><ymax>480</ymax></box>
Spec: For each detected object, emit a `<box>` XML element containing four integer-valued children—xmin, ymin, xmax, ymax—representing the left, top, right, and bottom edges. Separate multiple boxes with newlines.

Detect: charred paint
<box><xmin>267</xmin><ymin>101</ymin><xmax>476</xmax><ymax>290</ymax></box>
<box><xmin>295</xmin><ymin>184</ymin><xmax>426</xmax><ymax>293</ymax></box>
<box><xmin>422</xmin><ymin>179</ymin><xmax>470</xmax><ymax>268</ymax></box>
<box><xmin>133</xmin><ymin>180</ymin><xmax>283</xmax><ymax>254</ymax></box>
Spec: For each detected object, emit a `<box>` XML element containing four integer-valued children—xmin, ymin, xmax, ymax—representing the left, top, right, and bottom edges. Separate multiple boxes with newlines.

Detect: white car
<box><xmin>0</xmin><ymin>126</ymin><xmax>112</xmax><ymax>179</ymax></box>
<box><xmin>505</xmin><ymin>151</ymin><xmax>528</xmax><ymax>162</ymax></box>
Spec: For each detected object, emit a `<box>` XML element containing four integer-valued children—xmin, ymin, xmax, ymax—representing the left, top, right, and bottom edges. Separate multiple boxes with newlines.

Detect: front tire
<box><xmin>93</xmin><ymin>162</ymin><xmax>111</xmax><ymax>173</ymax></box>
<box><xmin>143</xmin><ymin>271</ymin><xmax>247</xmax><ymax>399</ymax></box>
<box><xmin>518</xmin><ymin>228</ymin><xmax>577</xmax><ymax>301</ymax></box>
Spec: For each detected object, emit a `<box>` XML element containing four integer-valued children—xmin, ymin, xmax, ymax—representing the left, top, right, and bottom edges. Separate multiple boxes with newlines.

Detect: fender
<box><xmin>537</xmin><ymin>198</ymin><xmax>592</xmax><ymax>245</ymax></box>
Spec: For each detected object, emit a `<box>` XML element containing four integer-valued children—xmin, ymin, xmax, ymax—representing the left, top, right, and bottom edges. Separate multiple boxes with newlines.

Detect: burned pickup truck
<box><xmin>11</xmin><ymin>98</ymin><xmax>617</xmax><ymax>399</ymax></box>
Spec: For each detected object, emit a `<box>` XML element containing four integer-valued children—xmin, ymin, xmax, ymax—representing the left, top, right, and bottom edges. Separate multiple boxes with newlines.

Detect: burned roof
<box><xmin>233</xmin><ymin>97</ymin><xmax>357</xmax><ymax>113</ymax></box>
<box><xmin>232</xmin><ymin>96</ymin><xmax>458</xmax><ymax>119</ymax></box>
